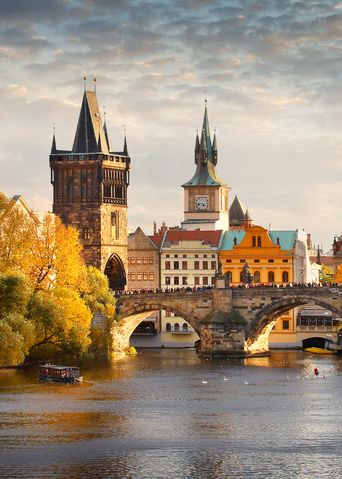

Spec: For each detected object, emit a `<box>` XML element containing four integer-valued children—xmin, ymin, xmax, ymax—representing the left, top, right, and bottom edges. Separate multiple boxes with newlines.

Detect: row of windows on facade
<box><xmin>103</xmin><ymin>184</ymin><xmax>125</xmax><ymax>199</ymax></box>
<box><xmin>130</xmin><ymin>272</ymin><xmax>155</xmax><ymax>281</ymax></box>
<box><xmin>165</xmin><ymin>260</ymin><xmax>216</xmax><ymax>270</ymax></box>
<box><xmin>83</xmin><ymin>212</ymin><xmax>120</xmax><ymax>240</ymax></box>
<box><xmin>225</xmin><ymin>258</ymin><xmax>289</xmax><ymax>264</ymax></box>
<box><xmin>232</xmin><ymin>236</ymin><xmax>281</xmax><ymax>247</ymax></box>
<box><xmin>165</xmin><ymin>323</ymin><xmax>190</xmax><ymax>332</ymax></box>
<box><xmin>164</xmin><ymin>276</ymin><xmax>215</xmax><ymax>286</ymax></box>
<box><xmin>130</xmin><ymin>257</ymin><xmax>155</xmax><ymax>265</ymax></box>
<box><xmin>103</xmin><ymin>168</ymin><xmax>127</xmax><ymax>181</ymax></box>
<box><xmin>164</xmin><ymin>254</ymin><xmax>216</xmax><ymax>258</ymax></box>
<box><xmin>226</xmin><ymin>271</ymin><xmax>290</xmax><ymax>283</ymax></box>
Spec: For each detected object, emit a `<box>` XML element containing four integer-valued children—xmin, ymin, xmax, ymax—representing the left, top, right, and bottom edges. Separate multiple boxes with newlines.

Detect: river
<box><xmin>0</xmin><ymin>349</ymin><xmax>341</xmax><ymax>479</ymax></box>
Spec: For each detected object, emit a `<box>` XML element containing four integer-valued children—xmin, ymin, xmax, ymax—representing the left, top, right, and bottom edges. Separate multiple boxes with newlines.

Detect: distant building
<box><xmin>49</xmin><ymin>86</ymin><xmax>130</xmax><ymax>290</ymax></box>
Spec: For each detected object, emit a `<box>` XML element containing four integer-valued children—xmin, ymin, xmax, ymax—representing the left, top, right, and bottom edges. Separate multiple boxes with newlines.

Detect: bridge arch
<box><xmin>120</xmin><ymin>302</ymin><xmax>201</xmax><ymax>336</ymax></box>
<box><xmin>245</xmin><ymin>294</ymin><xmax>342</xmax><ymax>354</ymax></box>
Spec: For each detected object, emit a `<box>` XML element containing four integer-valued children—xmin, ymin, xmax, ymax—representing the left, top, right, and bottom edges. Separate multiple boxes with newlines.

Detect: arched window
<box><xmin>174</xmin><ymin>323</ymin><xmax>179</xmax><ymax>332</ymax></box>
<box><xmin>166</xmin><ymin>322</ymin><xmax>171</xmax><ymax>332</ymax></box>
<box><xmin>253</xmin><ymin>271</ymin><xmax>260</xmax><ymax>282</ymax></box>
<box><xmin>268</xmin><ymin>271</ymin><xmax>275</xmax><ymax>282</ymax></box>
<box><xmin>282</xmin><ymin>271</ymin><xmax>289</xmax><ymax>282</ymax></box>
<box><xmin>252</xmin><ymin>236</ymin><xmax>256</xmax><ymax>247</ymax></box>
<box><xmin>257</xmin><ymin>236</ymin><xmax>262</xmax><ymax>247</ymax></box>
<box><xmin>182</xmin><ymin>323</ymin><xmax>188</xmax><ymax>332</ymax></box>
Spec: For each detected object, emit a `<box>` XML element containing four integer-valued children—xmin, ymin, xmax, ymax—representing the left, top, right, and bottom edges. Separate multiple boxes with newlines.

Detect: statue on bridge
<box><xmin>241</xmin><ymin>263</ymin><xmax>253</xmax><ymax>285</ymax></box>
<box><xmin>215</xmin><ymin>261</ymin><xmax>231</xmax><ymax>289</ymax></box>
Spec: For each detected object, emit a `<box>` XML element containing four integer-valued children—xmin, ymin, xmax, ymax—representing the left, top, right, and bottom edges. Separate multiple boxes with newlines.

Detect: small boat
<box><xmin>39</xmin><ymin>364</ymin><xmax>83</xmax><ymax>383</ymax></box>
<box><xmin>304</xmin><ymin>347</ymin><xmax>335</xmax><ymax>355</ymax></box>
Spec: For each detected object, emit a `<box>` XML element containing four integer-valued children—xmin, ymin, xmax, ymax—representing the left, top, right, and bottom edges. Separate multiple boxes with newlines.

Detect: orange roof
<box><xmin>149</xmin><ymin>233</ymin><xmax>165</xmax><ymax>248</ymax></box>
<box><xmin>163</xmin><ymin>229</ymin><xmax>222</xmax><ymax>247</ymax></box>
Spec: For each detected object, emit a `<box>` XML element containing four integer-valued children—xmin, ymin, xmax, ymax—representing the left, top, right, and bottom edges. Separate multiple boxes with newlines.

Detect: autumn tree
<box><xmin>335</xmin><ymin>264</ymin><xmax>342</xmax><ymax>283</ymax></box>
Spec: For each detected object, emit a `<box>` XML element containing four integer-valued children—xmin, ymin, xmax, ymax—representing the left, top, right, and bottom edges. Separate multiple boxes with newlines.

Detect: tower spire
<box><xmin>212</xmin><ymin>128</ymin><xmax>218</xmax><ymax>165</ymax></box>
<box><xmin>123</xmin><ymin>125</ymin><xmax>128</xmax><ymax>156</ymax></box>
<box><xmin>194</xmin><ymin>130</ymin><xmax>200</xmax><ymax>165</ymax></box>
<box><xmin>51</xmin><ymin>123</ymin><xmax>57</xmax><ymax>154</ymax></box>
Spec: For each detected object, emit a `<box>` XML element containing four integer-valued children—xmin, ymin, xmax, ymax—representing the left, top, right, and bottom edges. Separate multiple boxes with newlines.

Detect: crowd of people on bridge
<box><xmin>116</xmin><ymin>281</ymin><xmax>341</xmax><ymax>296</ymax></box>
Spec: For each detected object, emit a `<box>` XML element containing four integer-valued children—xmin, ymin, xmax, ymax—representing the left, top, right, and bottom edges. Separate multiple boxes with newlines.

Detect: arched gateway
<box><xmin>111</xmin><ymin>288</ymin><xmax>342</xmax><ymax>357</ymax></box>
<box><xmin>104</xmin><ymin>254</ymin><xmax>126</xmax><ymax>291</ymax></box>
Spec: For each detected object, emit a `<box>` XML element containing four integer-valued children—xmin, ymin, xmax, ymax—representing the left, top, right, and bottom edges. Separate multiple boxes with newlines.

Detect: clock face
<box><xmin>196</xmin><ymin>196</ymin><xmax>209</xmax><ymax>210</ymax></box>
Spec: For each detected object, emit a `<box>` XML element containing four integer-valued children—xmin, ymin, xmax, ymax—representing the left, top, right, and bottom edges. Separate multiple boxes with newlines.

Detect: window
<box><xmin>240</xmin><ymin>259</ymin><xmax>246</xmax><ymax>263</ymax></box>
<box><xmin>166</xmin><ymin>254</ymin><xmax>169</xmax><ymax>258</ymax></box>
<box><xmin>143</xmin><ymin>257</ymin><xmax>148</xmax><ymax>264</ymax></box>
<box><xmin>268</xmin><ymin>259</ymin><xmax>274</xmax><ymax>263</ymax></box>
<box><xmin>226</xmin><ymin>259</ymin><xmax>232</xmax><ymax>263</ymax></box>
<box><xmin>204</xmin><ymin>254</ymin><xmax>207</xmax><ymax>258</ymax></box>
<box><xmin>194</xmin><ymin>261</ymin><xmax>200</xmax><ymax>270</ymax></box>
<box><xmin>149</xmin><ymin>273</ymin><xmax>154</xmax><ymax>281</ymax></box>
<box><xmin>194</xmin><ymin>276</ymin><xmax>200</xmax><ymax>285</ymax></box>
<box><xmin>233</xmin><ymin>237</ymin><xmax>237</xmax><ymax>245</ymax></box>
<box><xmin>211</xmin><ymin>254</ymin><xmax>215</xmax><ymax>258</ymax></box>
<box><xmin>137</xmin><ymin>273</ymin><xmax>142</xmax><ymax>281</ymax></box>
<box><xmin>136</xmin><ymin>257</ymin><xmax>142</xmax><ymax>265</ymax></box>
<box><xmin>203</xmin><ymin>276</ymin><xmax>208</xmax><ymax>285</ymax></box>
<box><xmin>111</xmin><ymin>212</ymin><xmax>119</xmax><ymax>239</ymax></box>
<box><xmin>282</xmin><ymin>271</ymin><xmax>289</xmax><ymax>282</ymax></box>
<box><xmin>165</xmin><ymin>261</ymin><xmax>171</xmax><ymax>270</ymax></box>
<box><xmin>276</xmin><ymin>237</ymin><xmax>280</xmax><ymax>246</ymax></box>
<box><xmin>166</xmin><ymin>323</ymin><xmax>171</xmax><ymax>332</ymax></box>
<box><xmin>253</xmin><ymin>271</ymin><xmax>260</xmax><ymax>282</ymax></box>
<box><xmin>174</xmin><ymin>276</ymin><xmax>179</xmax><ymax>285</ymax></box>
<box><xmin>203</xmin><ymin>261</ymin><xmax>208</xmax><ymax>269</ymax></box>
<box><xmin>174</xmin><ymin>323</ymin><xmax>179</xmax><ymax>332</ymax></box>
<box><xmin>149</xmin><ymin>258</ymin><xmax>154</xmax><ymax>265</ymax></box>
<box><xmin>143</xmin><ymin>273</ymin><xmax>148</xmax><ymax>281</ymax></box>
<box><xmin>183</xmin><ymin>254</ymin><xmax>187</xmax><ymax>258</ymax></box>
<box><xmin>195</xmin><ymin>254</ymin><xmax>198</xmax><ymax>258</ymax></box>
<box><xmin>268</xmin><ymin>271</ymin><xmax>275</xmax><ymax>282</ymax></box>
<box><xmin>183</xmin><ymin>323</ymin><xmax>188</xmax><ymax>332</ymax></box>
<box><xmin>283</xmin><ymin>320</ymin><xmax>289</xmax><ymax>330</ymax></box>
<box><xmin>165</xmin><ymin>276</ymin><xmax>171</xmax><ymax>285</ymax></box>
<box><xmin>257</xmin><ymin>236</ymin><xmax>262</xmax><ymax>247</ymax></box>
<box><xmin>182</xmin><ymin>277</ymin><xmax>187</xmax><ymax>285</ymax></box>
<box><xmin>174</xmin><ymin>254</ymin><xmax>178</xmax><ymax>258</ymax></box>
<box><xmin>130</xmin><ymin>273</ymin><xmax>136</xmax><ymax>281</ymax></box>
<box><xmin>282</xmin><ymin>259</ymin><xmax>288</xmax><ymax>263</ymax></box>
<box><xmin>254</xmin><ymin>259</ymin><xmax>260</xmax><ymax>263</ymax></box>
<box><xmin>130</xmin><ymin>257</ymin><xmax>135</xmax><ymax>265</ymax></box>
<box><xmin>211</xmin><ymin>277</ymin><xmax>215</xmax><ymax>285</ymax></box>
<box><xmin>252</xmin><ymin>236</ymin><xmax>256</xmax><ymax>247</ymax></box>
<box><xmin>182</xmin><ymin>261</ymin><xmax>188</xmax><ymax>269</ymax></box>
<box><xmin>83</xmin><ymin>227</ymin><xmax>91</xmax><ymax>240</ymax></box>
<box><xmin>211</xmin><ymin>261</ymin><xmax>216</xmax><ymax>270</ymax></box>
<box><xmin>174</xmin><ymin>261</ymin><xmax>179</xmax><ymax>270</ymax></box>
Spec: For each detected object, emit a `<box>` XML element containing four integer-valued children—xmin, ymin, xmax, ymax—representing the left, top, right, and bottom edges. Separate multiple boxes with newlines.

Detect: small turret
<box><xmin>123</xmin><ymin>134</ymin><xmax>128</xmax><ymax>156</ymax></box>
<box><xmin>212</xmin><ymin>131</ymin><xmax>218</xmax><ymax>165</ymax></box>
<box><xmin>194</xmin><ymin>132</ymin><xmax>200</xmax><ymax>165</ymax></box>
<box><xmin>51</xmin><ymin>132</ymin><xmax>57</xmax><ymax>154</ymax></box>
<box><xmin>243</xmin><ymin>209</ymin><xmax>252</xmax><ymax>228</ymax></box>
<box><xmin>199</xmin><ymin>128</ymin><xmax>208</xmax><ymax>163</ymax></box>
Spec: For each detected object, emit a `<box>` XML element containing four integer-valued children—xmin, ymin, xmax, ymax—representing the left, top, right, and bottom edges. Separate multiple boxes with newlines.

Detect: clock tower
<box><xmin>181</xmin><ymin>104</ymin><xmax>230</xmax><ymax>231</ymax></box>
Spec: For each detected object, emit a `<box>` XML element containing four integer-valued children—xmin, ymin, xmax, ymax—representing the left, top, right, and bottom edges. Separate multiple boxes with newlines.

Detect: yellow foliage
<box><xmin>335</xmin><ymin>264</ymin><xmax>342</xmax><ymax>283</ymax></box>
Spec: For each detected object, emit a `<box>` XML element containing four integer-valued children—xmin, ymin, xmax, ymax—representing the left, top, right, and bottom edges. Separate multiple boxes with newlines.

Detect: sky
<box><xmin>0</xmin><ymin>0</ymin><xmax>341</xmax><ymax>251</ymax></box>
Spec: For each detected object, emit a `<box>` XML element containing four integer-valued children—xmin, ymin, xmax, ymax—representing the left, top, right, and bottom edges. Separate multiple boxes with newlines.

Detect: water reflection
<box><xmin>0</xmin><ymin>350</ymin><xmax>341</xmax><ymax>479</ymax></box>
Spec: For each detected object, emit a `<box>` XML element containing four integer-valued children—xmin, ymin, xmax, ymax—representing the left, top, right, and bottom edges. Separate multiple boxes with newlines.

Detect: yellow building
<box><xmin>219</xmin><ymin>220</ymin><xmax>310</xmax><ymax>346</ymax></box>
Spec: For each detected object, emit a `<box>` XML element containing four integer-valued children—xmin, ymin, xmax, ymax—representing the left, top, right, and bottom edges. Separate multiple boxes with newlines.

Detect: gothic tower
<box><xmin>49</xmin><ymin>86</ymin><xmax>130</xmax><ymax>290</ymax></box>
<box><xmin>181</xmin><ymin>104</ymin><xmax>230</xmax><ymax>230</ymax></box>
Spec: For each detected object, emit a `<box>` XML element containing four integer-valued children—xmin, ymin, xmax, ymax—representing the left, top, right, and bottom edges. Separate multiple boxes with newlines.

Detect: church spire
<box><xmin>72</xmin><ymin>89</ymin><xmax>108</xmax><ymax>154</ymax></box>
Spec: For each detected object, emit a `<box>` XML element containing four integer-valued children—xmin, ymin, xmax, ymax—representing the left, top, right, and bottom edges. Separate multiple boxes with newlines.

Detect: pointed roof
<box><xmin>51</xmin><ymin>133</ymin><xmax>57</xmax><ymax>154</ymax></box>
<box><xmin>72</xmin><ymin>90</ymin><xmax>108</xmax><ymax>154</ymax></box>
<box><xmin>229</xmin><ymin>195</ymin><xmax>246</xmax><ymax>226</ymax></box>
<box><xmin>123</xmin><ymin>135</ymin><xmax>128</xmax><ymax>156</ymax></box>
<box><xmin>244</xmin><ymin>209</ymin><xmax>251</xmax><ymax>221</ymax></box>
<box><xmin>317</xmin><ymin>246</ymin><xmax>321</xmax><ymax>265</ymax></box>
<box><xmin>212</xmin><ymin>131</ymin><xmax>217</xmax><ymax>151</ymax></box>
<box><xmin>182</xmin><ymin>105</ymin><xmax>226</xmax><ymax>188</ymax></box>
<box><xmin>103</xmin><ymin>121</ymin><xmax>111</xmax><ymax>151</ymax></box>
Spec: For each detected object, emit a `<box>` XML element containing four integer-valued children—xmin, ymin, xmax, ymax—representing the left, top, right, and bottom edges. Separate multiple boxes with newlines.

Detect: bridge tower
<box><xmin>181</xmin><ymin>103</ymin><xmax>231</xmax><ymax>231</ymax></box>
<box><xmin>49</xmin><ymin>85</ymin><xmax>130</xmax><ymax>290</ymax></box>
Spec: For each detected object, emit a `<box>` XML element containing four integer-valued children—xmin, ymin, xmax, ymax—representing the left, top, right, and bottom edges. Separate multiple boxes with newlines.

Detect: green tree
<box><xmin>0</xmin><ymin>274</ymin><xmax>31</xmax><ymax>317</ymax></box>
<box><xmin>0</xmin><ymin>321</ymin><xmax>26</xmax><ymax>366</ymax></box>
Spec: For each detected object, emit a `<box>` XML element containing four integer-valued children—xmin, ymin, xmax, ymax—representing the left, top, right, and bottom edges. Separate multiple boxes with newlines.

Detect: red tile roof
<box><xmin>163</xmin><ymin>229</ymin><xmax>222</xmax><ymax>247</ymax></box>
<box><xmin>149</xmin><ymin>233</ymin><xmax>165</xmax><ymax>248</ymax></box>
<box><xmin>310</xmin><ymin>255</ymin><xmax>334</xmax><ymax>266</ymax></box>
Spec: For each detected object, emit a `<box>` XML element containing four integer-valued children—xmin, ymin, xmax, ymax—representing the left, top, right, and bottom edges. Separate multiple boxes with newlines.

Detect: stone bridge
<box><xmin>113</xmin><ymin>287</ymin><xmax>342</xmax><ymax>357</ymax></box>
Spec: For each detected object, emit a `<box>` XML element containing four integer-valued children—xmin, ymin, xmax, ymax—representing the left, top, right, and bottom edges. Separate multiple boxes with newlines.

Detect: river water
<box><xmin>0</xmin><ymin>350</ymin><xmax>341</xmax><ymax>479</ymax></box>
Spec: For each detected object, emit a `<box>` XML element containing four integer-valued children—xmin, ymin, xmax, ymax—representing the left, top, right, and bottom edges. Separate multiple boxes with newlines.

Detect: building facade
<box><xmin>49</xmin><ymin>88</ymin><xmax>130</xmax><ymax>290</ymax></box>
